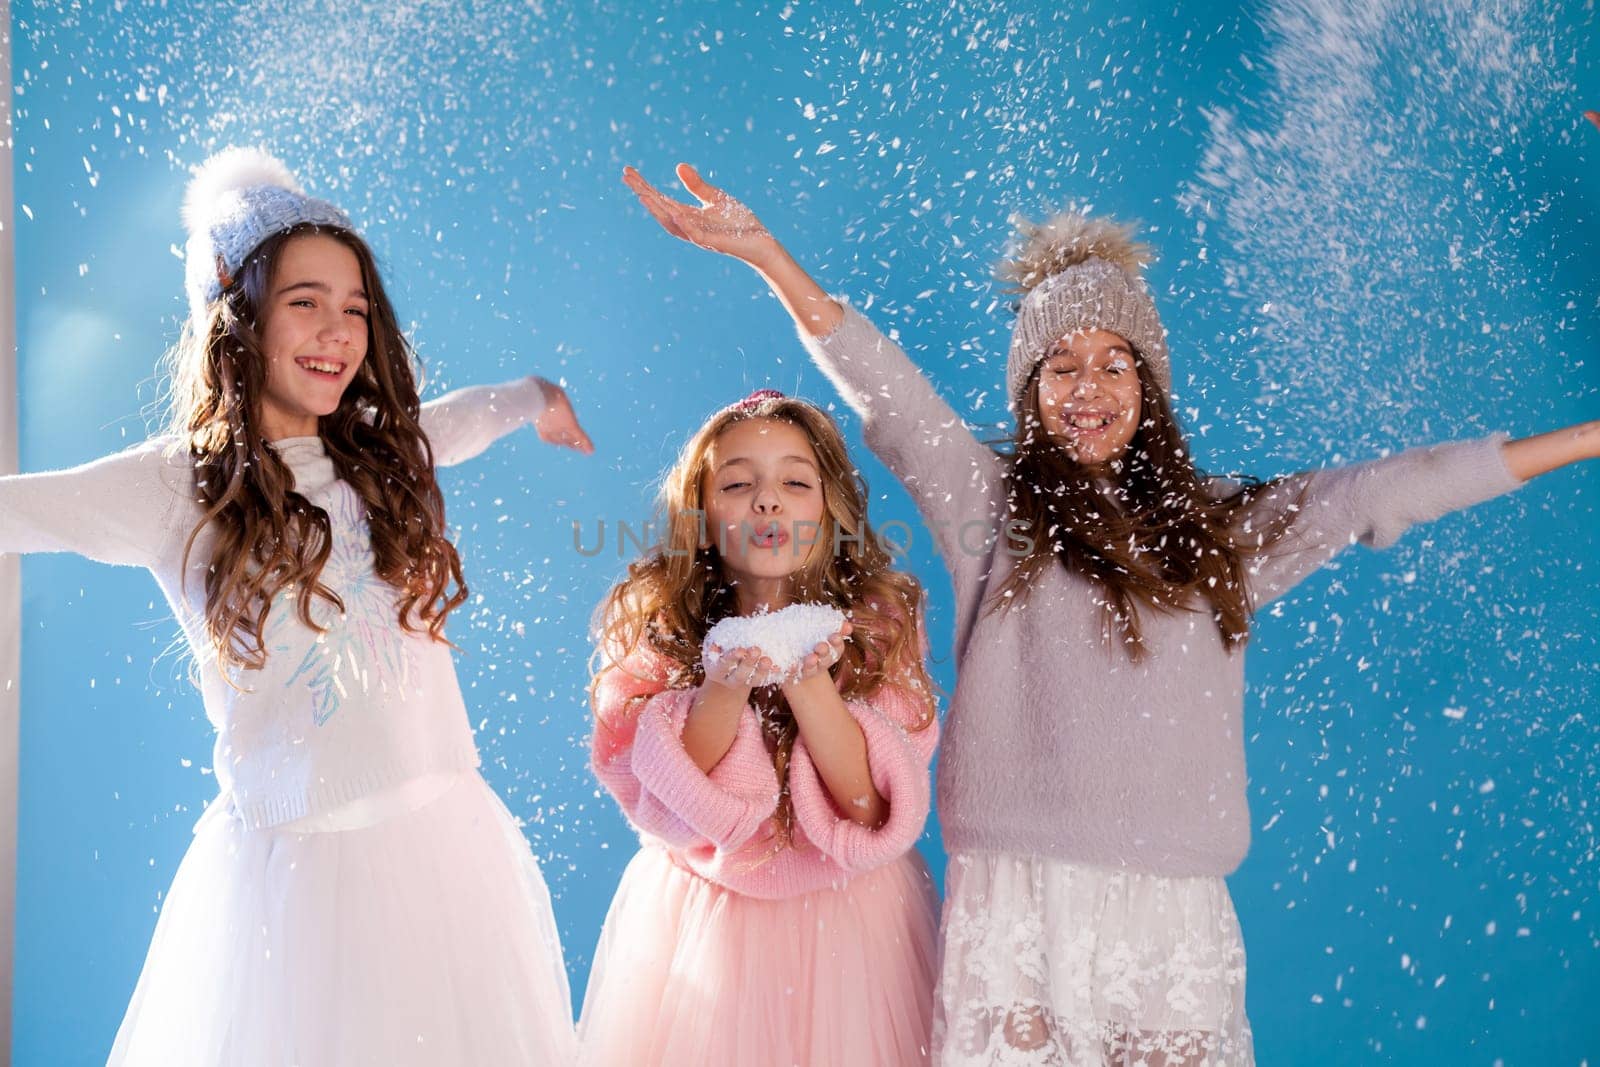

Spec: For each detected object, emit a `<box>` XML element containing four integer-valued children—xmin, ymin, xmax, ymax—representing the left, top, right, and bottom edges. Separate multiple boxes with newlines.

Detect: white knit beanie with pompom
<box><xmin>1000</xmin><ymin>210</ymin><xmax>1171</xmax><ymax>407</ymax></box>
<box><xmin>181</xmin><ymin>147</ymin><xmax>354</xmax><ymax>333</ymax></box>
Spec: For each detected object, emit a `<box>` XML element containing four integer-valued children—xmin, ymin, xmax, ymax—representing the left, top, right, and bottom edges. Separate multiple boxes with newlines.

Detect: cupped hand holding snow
<box><xmin>703</xmin><ymin>603</ymin><xmax>848</xmax><ymax>679</ymax></box>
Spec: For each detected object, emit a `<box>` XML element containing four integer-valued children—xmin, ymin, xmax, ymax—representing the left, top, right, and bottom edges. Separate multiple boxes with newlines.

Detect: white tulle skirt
<box><xmin>934</xmin><ymin>851</ymin><xmax>1253</xmax><ymax>1067</ymax></box>
<box><xmin>107</xmin><ymin>772</ymin><xmax>576</xmax><ymax>1067</ymax></box>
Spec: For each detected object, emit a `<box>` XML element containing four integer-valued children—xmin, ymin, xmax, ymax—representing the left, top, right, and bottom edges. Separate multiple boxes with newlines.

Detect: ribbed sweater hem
<box><xmin>940</xmin><ymin>822</ymin><xmax>1248</xmax><ymax>880</ymax></box>
<box><xmin>232</xmin><ymin>736</ymin><xmax>483</xmax><ymax>830</ymax></box>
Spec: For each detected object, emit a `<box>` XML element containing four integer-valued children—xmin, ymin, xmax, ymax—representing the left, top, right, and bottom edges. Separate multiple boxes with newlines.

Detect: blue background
<box><xmin>8</xmin><ymin>1</ymin><xmax>1599</xmax><ymax>1063</ymax></box>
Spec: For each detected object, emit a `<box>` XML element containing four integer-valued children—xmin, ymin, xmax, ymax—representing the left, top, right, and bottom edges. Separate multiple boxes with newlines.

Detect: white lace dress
<box><xmin>934</xmin><ymin>852</ymin><xmax>1253</xmax><ymax>1067</ymax></box>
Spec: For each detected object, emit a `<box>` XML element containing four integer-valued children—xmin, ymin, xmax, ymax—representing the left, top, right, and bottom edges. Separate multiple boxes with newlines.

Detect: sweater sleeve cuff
<box><xmin>788</xmin><ymin>697</ymin><xmax>933</xmax><ymax>873</ymax></box>
<box><xmin>630</xmin><ymin>689</ymin><xmax>779</xmax><ymax>853</ymax></box>
<box><xmin>511</xmin><ymin>375</ymin><xmax>549</xmax><ymax>421</ymax></box>
<box><xmin>797</xmin><ymin>299</ymin><xmax>888</xmax><ymax>369</ymax></box>
<box><xmin>1477</xmin><ymin>430</ymin><xmax>1522</xmax><ymax>490</ymax></box>
<box><xmin>793</xmin><ymin>292</ymin><xmax>853</xmax><ymax>346</ymax></box>
<box><xmin>483</xmin><ymin>374</ymin><xmax>551</xmax><ymax>433</ymax></box>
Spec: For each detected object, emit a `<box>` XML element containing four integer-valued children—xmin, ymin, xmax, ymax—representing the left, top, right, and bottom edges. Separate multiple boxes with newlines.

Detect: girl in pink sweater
<box><xmin>579</xmin><ymin>389</ymin><xmax>941</xmax><ymax>1066</ymax></box>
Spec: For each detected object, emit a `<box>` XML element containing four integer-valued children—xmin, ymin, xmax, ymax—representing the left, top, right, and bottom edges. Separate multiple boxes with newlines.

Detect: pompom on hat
<box><xmin>181</xmin><ymin>146</ymin><xmax>354</xmax><ymax>332</ymax></box>
<box><xmin>1000</xmin><ymin>210</ymin><xmax>1171</xmax><ymax>407</ymax></box>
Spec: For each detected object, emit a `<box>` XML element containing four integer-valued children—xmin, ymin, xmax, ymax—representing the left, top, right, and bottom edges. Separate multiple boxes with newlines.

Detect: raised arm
<box><xmin>418</xmin><ymin>375</ymin><xmax>593</xmax><ymax>468</ymax></box>
<box><xmin>0</xmin><ymin>438</ymin><xmax>192</xmax><ymax>569</ymax></box>
<box><xmin>622</xmin><ymin>164</ymin><xmax>1007</xmax><ymax>587</ymax></box>
<box><xmin>1245</xmin><ymin>420</ymin><xmax>1597</xmax><ymax>604</ymax></box>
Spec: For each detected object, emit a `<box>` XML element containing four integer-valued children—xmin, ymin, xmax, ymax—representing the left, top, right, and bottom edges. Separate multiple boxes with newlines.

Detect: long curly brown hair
<box><xmin>991</xmin><ymin>352</ymin><xmax>1300</xmax><ymax>660</ymax></box>
<box><xmin>165</xmin><ymin>223</ymin><xmax>468</xmax><ymax>674</ymax></box>
<box><xmin>592</xmin><ymin>393</ymin><xmax>935</xmax><ymax>846</ymax></box>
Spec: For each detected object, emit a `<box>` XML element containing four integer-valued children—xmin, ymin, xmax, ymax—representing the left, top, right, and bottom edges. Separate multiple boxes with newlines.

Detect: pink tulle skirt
<box><xmin>577</xmin><ymin>845</ymin><xmax>939</xmax><ymax>1067</ymax></box>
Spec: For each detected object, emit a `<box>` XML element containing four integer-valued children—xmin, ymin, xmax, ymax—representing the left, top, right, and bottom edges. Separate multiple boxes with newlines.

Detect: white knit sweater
<box><xmin>1</xmin><ymin>378</ymin><xmax>547</xmax><ymax>828</ymax></box>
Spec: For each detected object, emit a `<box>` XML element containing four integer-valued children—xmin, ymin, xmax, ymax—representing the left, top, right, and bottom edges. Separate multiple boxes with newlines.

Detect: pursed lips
<box><xmin>749</xmin><ymin>522</ymin><xmax>790</xmax><ymax>549</ymax></box>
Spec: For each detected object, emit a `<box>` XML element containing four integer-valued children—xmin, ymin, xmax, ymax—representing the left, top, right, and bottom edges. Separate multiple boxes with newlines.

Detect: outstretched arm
<box><xmin>0</xmin><ymin>439</ymin><xmax>191</xmax><ymax>568</ymax></box>
<box><xmin>1246</xmin><ymin>417</ymin><xmax>1597</xmax><ymax>605</ymax></box>
<box><xmin>419</xmin><ymin>375</ymin><xmax>594</xmax><ymax>468</ymax></box>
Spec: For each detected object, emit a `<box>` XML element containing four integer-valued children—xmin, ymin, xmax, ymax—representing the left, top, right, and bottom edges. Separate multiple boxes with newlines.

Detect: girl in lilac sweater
<box><xmin>622</xmin><ymin>163</ymin><xmax>1599</xmax><ymax>1066</ymax></box>
<box><xmin>580</xmin><ymin>390</ymin><xmax>940</xmax><ymax>1066</ymax></box>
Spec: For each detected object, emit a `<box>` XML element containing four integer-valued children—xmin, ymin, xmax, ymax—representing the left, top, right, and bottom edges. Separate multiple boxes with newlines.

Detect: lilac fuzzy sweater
<box><xmin>800</xmin><ymin>305</ymin><xmax>1523</xmax><ymax>877</ymax></box>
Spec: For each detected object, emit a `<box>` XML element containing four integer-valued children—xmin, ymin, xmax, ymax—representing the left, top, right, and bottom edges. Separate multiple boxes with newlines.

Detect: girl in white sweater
<box><xmin>2</xmin><ymin>149</ymin><xmax>589</xmax><ymax>1065</ymax></box>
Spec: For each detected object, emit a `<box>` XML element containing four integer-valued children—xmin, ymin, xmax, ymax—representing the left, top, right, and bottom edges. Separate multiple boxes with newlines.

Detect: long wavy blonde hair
<box><xmin>592</xmin><ymin>393</ymin><xmax>935</xmax><ymax>845</ymax></box>
<box><xmin>165</xmin><ymin>223</ymin><xmax>468</xmax><ymax>674</ymax></box>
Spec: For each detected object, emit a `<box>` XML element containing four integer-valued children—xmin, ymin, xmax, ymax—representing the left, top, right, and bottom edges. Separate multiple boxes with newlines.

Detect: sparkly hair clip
<box><xmin>725</xmin><ymin>387</ymin><xmax>787</xmax><ymax>414</ymax></box>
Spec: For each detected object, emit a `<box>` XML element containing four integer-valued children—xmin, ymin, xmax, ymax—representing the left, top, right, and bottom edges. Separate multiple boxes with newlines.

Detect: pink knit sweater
<box><xmin>591</xmin><ymin>642</ymin><xmax>938</xmax><ymax>900</ymax></box>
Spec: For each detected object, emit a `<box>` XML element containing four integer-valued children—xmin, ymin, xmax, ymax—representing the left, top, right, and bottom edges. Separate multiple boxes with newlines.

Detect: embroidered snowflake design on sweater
<box><xmin>265</xmin><ymin>486</ymin><xmax>416</xmax><ymax>726</ymax></box>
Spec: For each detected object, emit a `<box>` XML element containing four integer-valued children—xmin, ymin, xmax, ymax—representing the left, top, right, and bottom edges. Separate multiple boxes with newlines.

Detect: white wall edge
<box><xmin>1</xmin><ymin>3</ymin><xmax>21</xmax><ymax>1063</ymax></box>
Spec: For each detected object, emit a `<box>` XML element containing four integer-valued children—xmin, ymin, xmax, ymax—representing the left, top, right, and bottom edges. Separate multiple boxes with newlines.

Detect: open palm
<box><xmin>622</xmin><ymin>163</ymin><xmax>777</xmax><ymax>265</ymax></box>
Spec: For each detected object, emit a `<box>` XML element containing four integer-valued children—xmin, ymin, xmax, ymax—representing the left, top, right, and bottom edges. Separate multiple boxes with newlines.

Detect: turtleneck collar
<box><xmin>268</xmin><ymin>434</ymin><xmax>325</xmax><ymax>455</ymax></box>
<box><xmin>267</xmin><ymin>435</ymin><xmax>337</xmax><ymax>493</ymax></box>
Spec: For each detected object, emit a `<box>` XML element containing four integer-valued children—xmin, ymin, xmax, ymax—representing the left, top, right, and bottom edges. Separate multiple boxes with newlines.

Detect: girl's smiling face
<box><xmin>701</xmin><ymin>417</ymin><xmax>827</xmax><ymax>607</ymax></box>
<box><xmin>1034</xmin><ymin>328</ymin><xmax>1143</xmax><ymax>467</ymax></box>
<box><xmin>256</xmin><ymin>232</ymin><xmax>371</xmax><ymax>440</ymax></box>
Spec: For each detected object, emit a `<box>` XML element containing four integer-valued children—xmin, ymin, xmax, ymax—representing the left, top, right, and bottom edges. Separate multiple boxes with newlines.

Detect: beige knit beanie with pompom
<box><xmin>1001</xmin><ymin>210</ymin><xmax>1170</xmax><ymax>407</ymax></box>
